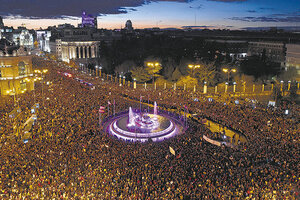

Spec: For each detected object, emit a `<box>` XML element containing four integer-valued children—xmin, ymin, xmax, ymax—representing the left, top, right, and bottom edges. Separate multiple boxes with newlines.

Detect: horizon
<box><xmin>1</xmin><ymin>0</ymin><xmax>300</xmax><ymax>30</ymax></box>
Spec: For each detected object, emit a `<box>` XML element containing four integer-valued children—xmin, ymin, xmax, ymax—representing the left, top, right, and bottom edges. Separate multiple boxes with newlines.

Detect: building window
<box><xmin>18</xmin><ymin>62</ymin><xmax>26</xmax><ymax>76</ymax></box>
<box><xmin>20</xmin><ymin>80</ymin><xmax>26</xmax><ymax>90</ymax></box>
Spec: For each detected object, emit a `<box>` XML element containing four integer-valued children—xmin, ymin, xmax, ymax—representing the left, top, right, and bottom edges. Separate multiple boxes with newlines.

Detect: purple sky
<box><xmin>1</xmin><ymin>0</ymin><xmax>299</xmax><ymax>29</ymax></box>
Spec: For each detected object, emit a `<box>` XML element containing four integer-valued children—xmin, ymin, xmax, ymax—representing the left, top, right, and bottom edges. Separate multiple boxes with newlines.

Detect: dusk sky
<box><xmin>1</xmin><ymin>0</ymin><xmax>300</xmax><ymax>30</ymax></box>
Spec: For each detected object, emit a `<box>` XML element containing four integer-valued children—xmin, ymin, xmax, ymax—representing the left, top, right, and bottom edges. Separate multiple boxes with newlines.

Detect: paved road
<box><xmin>203</xmin><ymin>119</ymin><xmax>247</xmax><ymax>145</ymax></box>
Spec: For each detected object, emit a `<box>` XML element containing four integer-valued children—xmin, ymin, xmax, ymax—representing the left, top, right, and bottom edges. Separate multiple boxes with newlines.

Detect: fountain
<box><xmin>104</xmin><ymin>101</ymin><xmax>185</xmax><ymax>142</ymax></box>
<box><xmin>154</xmin><ymin>101</ymin><xmax>157</xmax><ymax>115</ymax></box>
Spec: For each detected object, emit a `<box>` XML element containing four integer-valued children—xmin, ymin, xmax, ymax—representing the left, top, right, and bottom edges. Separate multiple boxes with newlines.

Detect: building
<box><xmin>285</xmin><ymin>44</ymin><xmax>300</xmax><ymax>80</ymax></box>
<box><xmin>56</xmin><ymin>39</ymin><xmax>100</xmax><ymax>64</ymax></box>
<box><xmin>125</xmin><ymin>20</ymin><xmax>133</xmax><ymax>31</ymax></box>
<box><xmin>36</xmin><ymin>30</ymin><xmax>51</xmax><ymax>52</ymax></box>
<box><xmin>12</xmin><ymin>29</ymin><xmax>34</xmax><ymax>49</ymax></box>
<box><xmin>248</xmin><ymin>41</ymin><xmax>286</xmax><ymax>65</ymax></box>
<box><xmin>205</xmin><ymin>39</ymin><xmax>248</xmax><ymax>61</ymax></box>
<box><xmin>0</xmin><ymin>16</ymin><xmax>4</xmax><ymax>28</ymax></box>
<box><xmin>80</xmin><ymin>12</ymin><xmax>97</xmax><ymax>29</ymax></box>
<box><xmin>0</xmin><ymin>38</ymin><xmax>34</xmax><ymax>96</ymax></box>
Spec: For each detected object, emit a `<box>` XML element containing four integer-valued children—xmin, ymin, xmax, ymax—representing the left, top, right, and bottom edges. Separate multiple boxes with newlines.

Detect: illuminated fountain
<box><xmin>105</xmin><ymin>102</ymin><xmax>184</xmax><ymax>142</ymax></box>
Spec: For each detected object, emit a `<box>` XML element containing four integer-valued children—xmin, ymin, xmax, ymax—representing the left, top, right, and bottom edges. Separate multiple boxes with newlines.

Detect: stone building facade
<box><xmin>56</xmin><ymin>39</ymin><xmax>100</xmax><ymax>64</ymax></box>
<box><xmin>248</xmin><ymin>42</ymin><xmax>286</xmax><ymax>66</ymax></box>
<box><xmin>0</xmin><ymin>53</ymin><xmax>34</xmax><ymax>96</ymax></box>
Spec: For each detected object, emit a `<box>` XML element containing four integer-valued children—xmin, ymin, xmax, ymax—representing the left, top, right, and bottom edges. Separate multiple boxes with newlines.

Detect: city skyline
<box><xmin>1</xmin><ymin>0</ymin><xmax>300</xmax><ymax>30</ymax></box>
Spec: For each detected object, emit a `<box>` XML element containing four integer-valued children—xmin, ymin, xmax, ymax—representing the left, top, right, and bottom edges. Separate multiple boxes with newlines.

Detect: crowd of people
<box><xmin>0</xmin><ymin>56</ymin><xmax>299</xmax><ymax>199</ymax></box>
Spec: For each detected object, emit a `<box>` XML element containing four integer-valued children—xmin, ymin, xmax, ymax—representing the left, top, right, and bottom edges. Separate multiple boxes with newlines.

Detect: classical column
<box><xmin>69</xmin><ymin>46</ymin><xmax>72</xmax><ymax>60</ymax></box>
<box><xmin>79</xmin><ymin>46</ymin><xmax>82</xmax><ymax>58</ymax></box>
<box><xmin>91</xmin><ymin>45</ymin><xmax>95</xmax><ymax>58</ymax></box>
<box><xmin>72</xmin><ymin>46</ymin><xmax>76</xmax><ymax>59</ymax></box>
<box><xmin>86</xmin><ymin>46</ymin><xmax>90</xmax><ymax>58</ymax></box>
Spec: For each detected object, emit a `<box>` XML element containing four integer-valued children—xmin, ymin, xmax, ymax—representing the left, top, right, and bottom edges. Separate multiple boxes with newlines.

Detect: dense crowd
<box><xmin>0</xmin><ymin>57</ymin><xmax>299</xmax><ymax>199</ymax></box>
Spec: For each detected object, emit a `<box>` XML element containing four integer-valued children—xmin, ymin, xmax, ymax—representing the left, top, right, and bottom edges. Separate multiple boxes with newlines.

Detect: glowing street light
<box><xmin>188</xmin><ymin>64</ymin><xmax>200</xmax><ymax>77</ymax></box>
<box><xmin>146</xmin><ymin>61</ymin><xmax>161</xmax><ymax>89</ymax></box>
<box><xmin>222</xmin><ymin>68</ymin><xmax>236</xmax><ymax>83</ymax></box>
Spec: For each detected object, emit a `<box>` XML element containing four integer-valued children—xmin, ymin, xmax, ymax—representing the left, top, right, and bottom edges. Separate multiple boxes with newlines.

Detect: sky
<box><xmin>1</xmin><ymin>0</ymin><xmax>300</xmax><ymax>30</ymax></box>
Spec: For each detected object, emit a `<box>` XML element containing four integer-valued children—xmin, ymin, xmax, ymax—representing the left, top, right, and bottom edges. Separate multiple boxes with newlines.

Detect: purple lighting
<box><xmin>81</xmin><ymin>11</ymin><xmax>97</xmax><ymax>28</ymax></box>
<box><xmin>104</xmin><ymin>102</ymin><xmax>185</xmax><ymax>142</ymax></box>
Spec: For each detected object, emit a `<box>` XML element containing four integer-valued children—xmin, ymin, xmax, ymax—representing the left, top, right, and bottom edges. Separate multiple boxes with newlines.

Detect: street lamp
<box><xmin>146</xmin><ymin>62</ymin><xmax>161</xmax><ymax>89</ymax></box>
<box><xmin>123</xmin><ymin>76</ymin><xmax>126</xmax><ymax>85</ymax></box>
<box><xmin>95</xmin><ymin>65</ymin><xmax>98</xmax><ymax>76</ymax></box>
<box><xmin>133</xmin><ymin>78</ymin><xmax>137</xmax><ymax>89</ymax></box>
<box><xmin>188</xmin><ymin>64</ymin><xmax>200</xmax><ymax>77</ymax></box>
<box><xmin>222</xmin><ymin>68</ymin><xmax>236</xmax><ymax>83</ymax></box>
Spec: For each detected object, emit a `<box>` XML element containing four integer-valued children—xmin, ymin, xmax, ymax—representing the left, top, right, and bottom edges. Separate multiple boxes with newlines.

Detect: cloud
<box><xmin>229</xmin><ymin>13</ymin><xmax>300</xmax><ymax>23</ymax></box>
<box><xmin>182</xmin><ymin>25</ymin><xmax>215</xmax><ymax>28</ymax></box>
<box><xmin>247</xmin><ymin>10</ymin><xmax>257</xmax><ymax>13</ymax></box>
<box><xmin>0</xmin><ymin>0</ymin><xmax>192</xmax><ymax>18</ymax></box>
<box><xmin>189</xmin><ymin>5</ymin><xmax>203</xmax><ymax>9</ymax></box>
<box><xmin>259</xmin><ymin>7</ymin><xmax>274</xmax><ymax>10</ymax></box>
<box><xmin>208</xmin><ymin>0</ymin><xmax>247</xmax><ymax>2</ymax></box>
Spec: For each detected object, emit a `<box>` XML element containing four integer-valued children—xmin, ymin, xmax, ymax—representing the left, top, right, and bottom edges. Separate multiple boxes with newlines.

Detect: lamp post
<box><xmin>222</xmin><ymin>68</ymin><xmax>236</xmax><ymax>83</ymax></box>
<box><xmin>123</xmin><ymin>76</ymin><xmax>126</xmax><ymax>85</ymax></box>
<box><xmin>147</xmin><ymin>62</ymin><xmax>161</xmax><ymax>90</ymax></box>
<box><xmin>203</xmin><ymin>81</ymin><xmax>207</xmax><ymax>94</ymax></box>
<box><xmin>233</xmin><ymin>82</ymin><xmax>236</xmax><ymax>93</ymax></box>
<box><xmin>133</xmin><ymin>78</ymin><xmax>137</xmax><ymax>89</ymax></box>
<box><xmin>188</xmin><ymin>64</ymin><xmax>200</xmax><ymax>78</ymax></box>
<box><xmin>95</xmin><ymin>65</ymin><xmax>99</xmax><ymax>76</ymax></box>
<box><xmin>225</xmin><ymin>82</ymin><xmax>228</xmax><ymax>93</ymax></box>
<box><xmin>99</xmin><ymin>66</ymin><xmax>102</xmax><ymax>77</ymax></box>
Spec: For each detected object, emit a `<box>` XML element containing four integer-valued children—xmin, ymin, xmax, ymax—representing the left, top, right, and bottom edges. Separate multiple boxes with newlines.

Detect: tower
<box><xmin>0</xmin><ymin>16</ymin><xmax>4</xmax><ymax>28</ymax></box>
<box><xmin>125</xmin><ymin>20</ymin><xmax>133</xmax><ymax>31</ymax></box>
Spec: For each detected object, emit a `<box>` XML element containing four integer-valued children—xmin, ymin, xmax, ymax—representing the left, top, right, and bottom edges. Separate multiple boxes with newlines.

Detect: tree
<box><xmin>114</xmin><ymin>60</ymin><xmax>136</xmax><ymax>75</ymax></box>
<box><xmin>130</xmin><ymin>67</ymin><xmax>151</xmax><ymax>83</ymax></box>
<box><xmin>171</xmin><ymin>67</ymin><xmax>182</xmax><ymax>82</ymax></box>
<box><xmin>239</xmin><ymin>55</ymin><xmax>281</xmax><ymax>80</ymax></box>
<box><xmin>177</xmin><ymin>76</ymin><xmax>198</xmax><ymax>88</ymax></box>
<box><xmin>144</xmin><ymin>57</ymin><xmax>162</xmax><ymax>81</ymax></box>
<box><xmin>162</xmin><ymin>57</ymin><xmax>176</xmax><ymax>80</ymax></box>
<box><xmin>192</xmin><ymin>61</ymin><xmax>216</xmax><ymax>85</ymax></box>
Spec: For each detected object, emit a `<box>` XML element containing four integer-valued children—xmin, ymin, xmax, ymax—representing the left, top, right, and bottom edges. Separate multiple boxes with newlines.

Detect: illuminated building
<box><xmin>36</xmin><ymin>30</ymin><xmax>51</xmax><ymax>52</ymax></box>
<box><xmin>56</xmin><ymin>39</ymin><xmax>100</xmax><ymax>64</ymax></box>
<box><xmin>80</xmin><ymin>12</ymin><xmax>97</xmax><ymax>29</ymax></box>
<box><xmin>13</xmin><ymin>29</ymin><xmax>34</xmax><ymax>49</ymax></box>
<box><xmin>0</xmin><ymin>38</ymin><xmax>34</xmax><ymax>96</ymax></box>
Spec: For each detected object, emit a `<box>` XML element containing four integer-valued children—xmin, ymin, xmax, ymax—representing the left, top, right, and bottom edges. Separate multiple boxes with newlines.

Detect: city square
<box><xmin>0</xmin><ymin>0</ymin><xmax>300</xmax><ymax>199</ymax></box>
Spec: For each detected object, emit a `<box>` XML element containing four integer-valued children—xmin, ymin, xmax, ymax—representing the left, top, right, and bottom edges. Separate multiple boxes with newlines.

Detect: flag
<box><xmin>169</xmin><ymin>146</ymin><xmax>175</xmax><ymax>156</ymax></box>
<box><xmin>99</xmin><ymin>106</ymin><xmax>105</xmax><ymax>113</ymax></box>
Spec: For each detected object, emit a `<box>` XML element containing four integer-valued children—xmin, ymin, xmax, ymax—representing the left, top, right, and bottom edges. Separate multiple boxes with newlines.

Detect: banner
<box><xmin>203</xmin><ymin>135</ymin><xmax>221</xmax><ymax>146</ymax></box>
<box><xmin>169</xmin><ymin>146</ymin><xmax>176</xmax><ymax>155</ymax></box>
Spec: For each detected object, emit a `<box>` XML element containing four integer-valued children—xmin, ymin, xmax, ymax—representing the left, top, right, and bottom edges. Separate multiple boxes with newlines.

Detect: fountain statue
<box><xmin>154</xmin><ymin>101</ymin><xmax>157</xmax><ymax>115</ymax></box>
